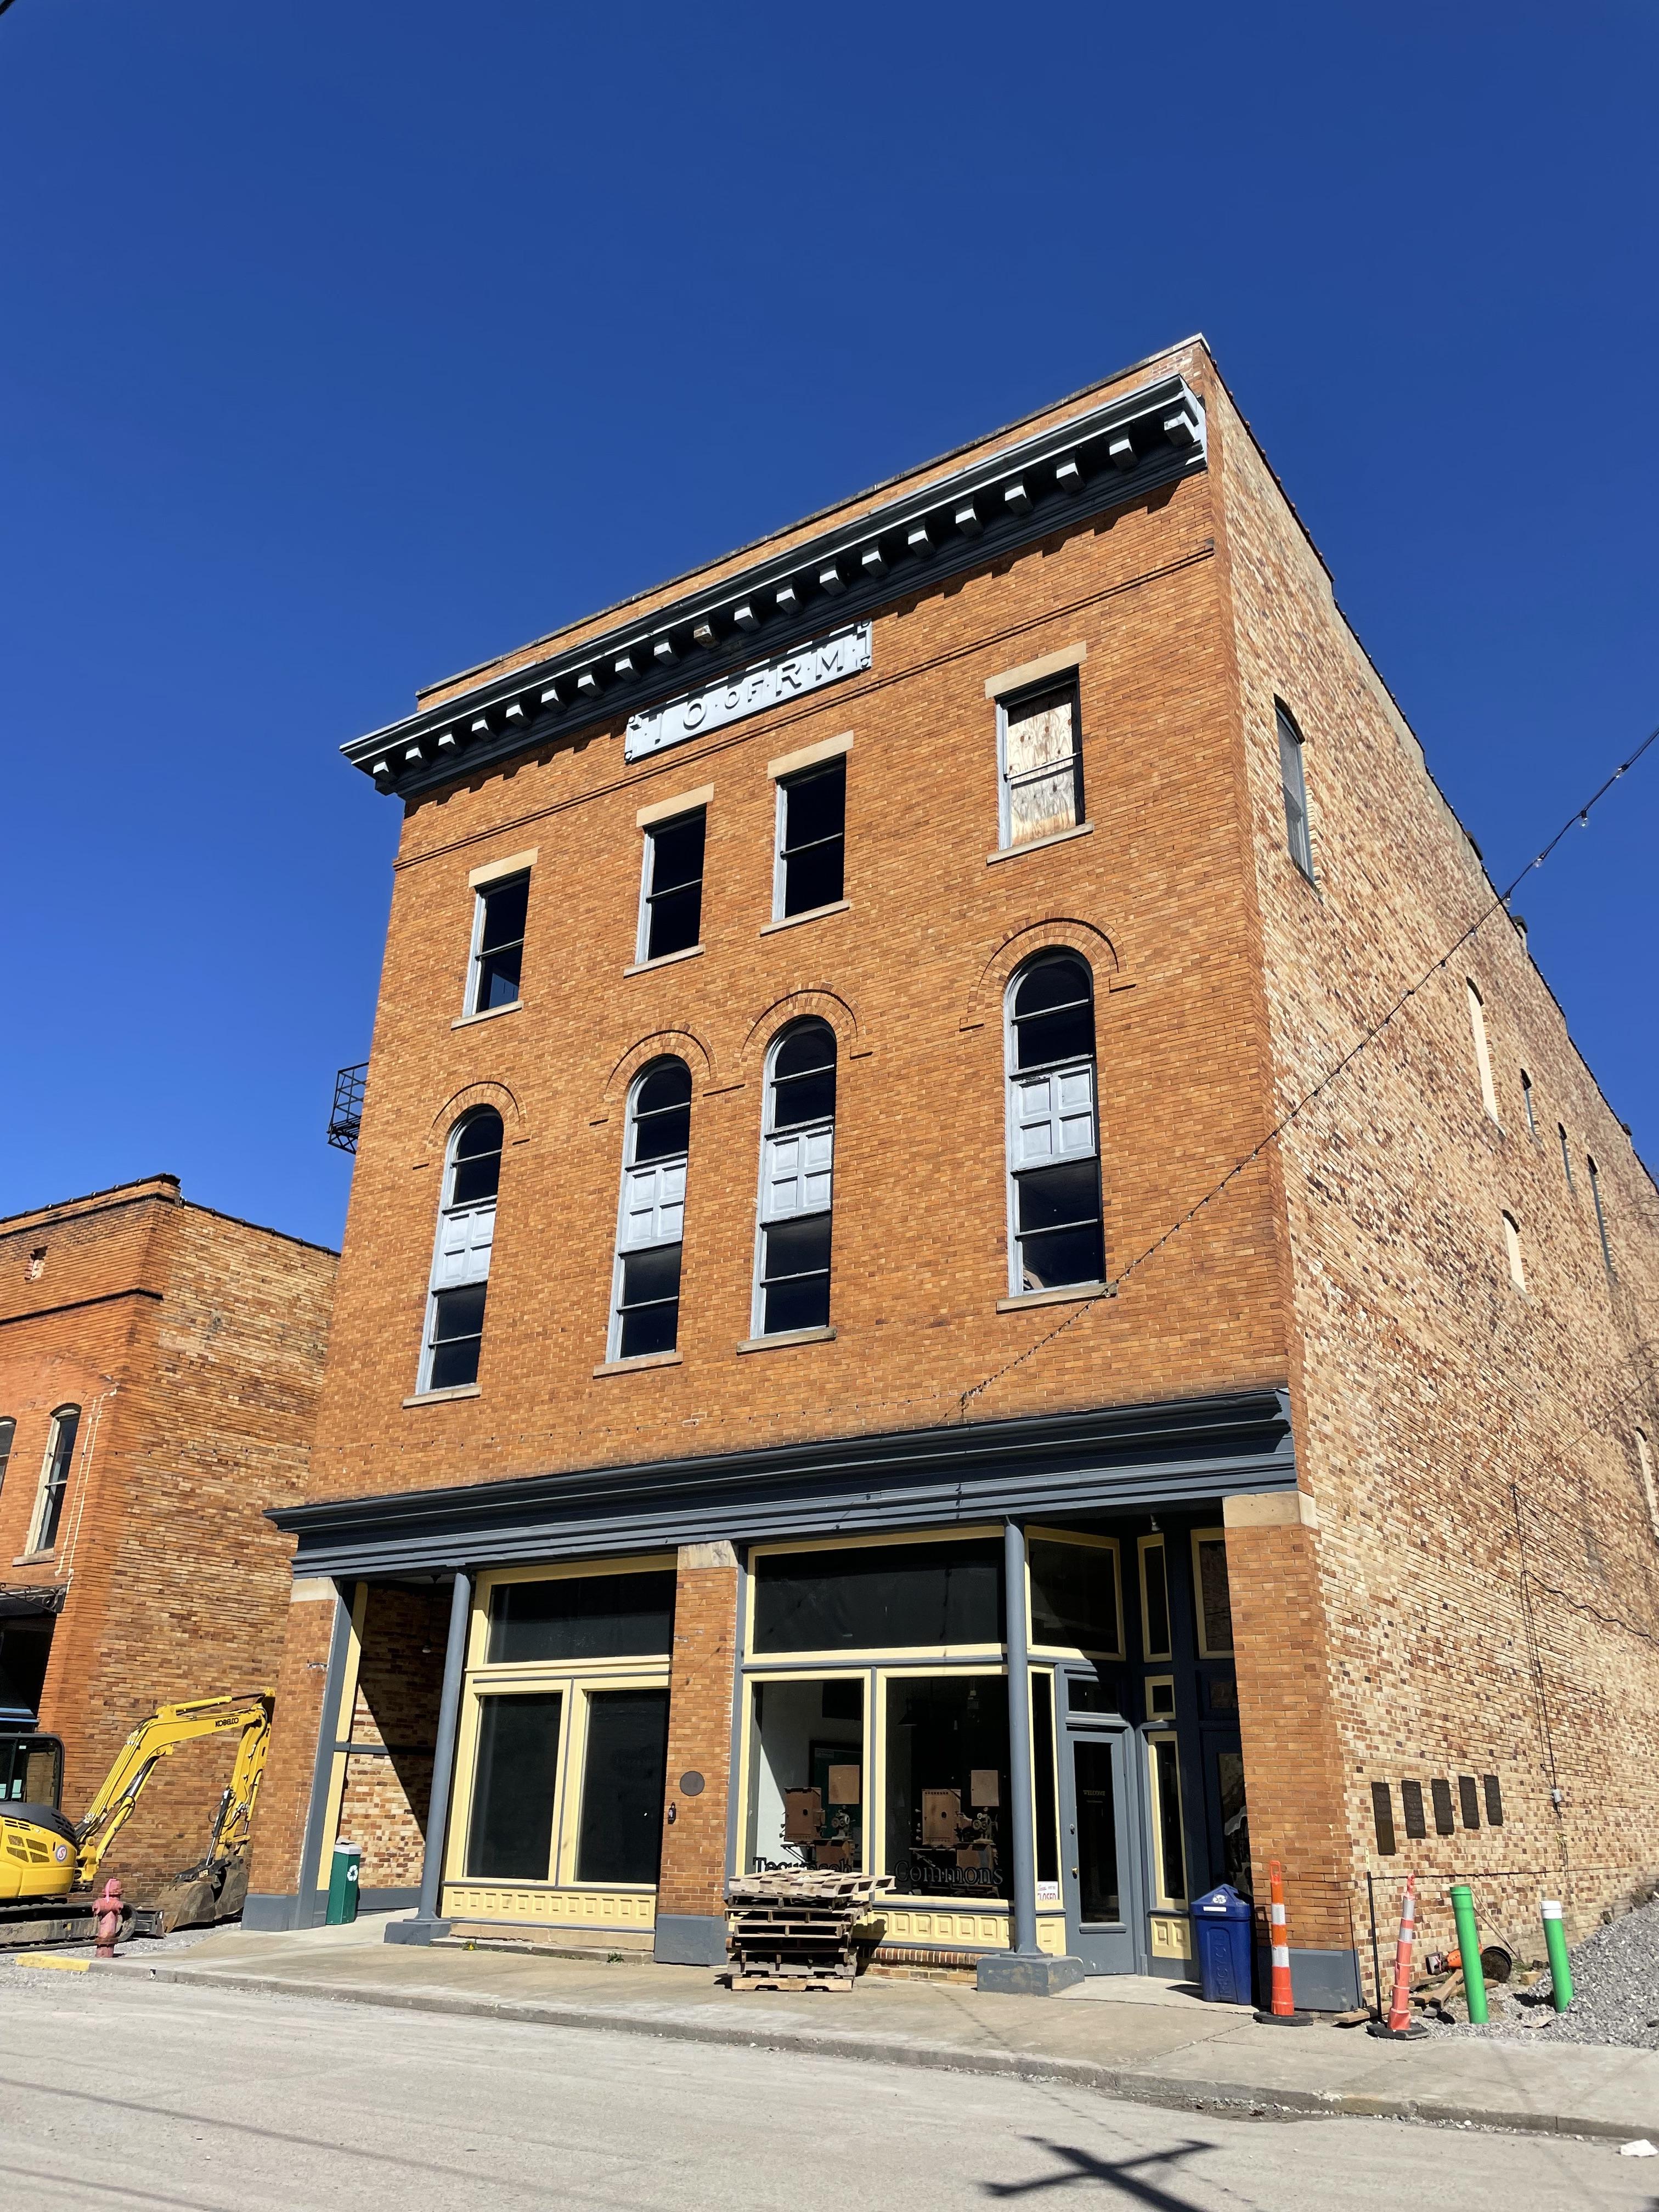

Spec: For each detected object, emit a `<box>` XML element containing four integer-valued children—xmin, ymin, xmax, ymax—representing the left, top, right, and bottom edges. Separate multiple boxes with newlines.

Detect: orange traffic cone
<box><xmin>1365</xmin><ymin>1872</ymin><xmax>1429</xmax><ymax>2040</ymax></box>
<box><xmin>1254</xmin><ymin>1859</ymin><xmax>1312</xmax><ymax>2025</ymax></box>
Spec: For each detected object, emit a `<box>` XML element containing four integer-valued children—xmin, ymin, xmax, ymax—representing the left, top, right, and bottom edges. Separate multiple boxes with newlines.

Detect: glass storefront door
<box><xmin>1059</xmin><ymin>1712</ymin><xmax>1138</xmax><ymax>1973</ymax></box>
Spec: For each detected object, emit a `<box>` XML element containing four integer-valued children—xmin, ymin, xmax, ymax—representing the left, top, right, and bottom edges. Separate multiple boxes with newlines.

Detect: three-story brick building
<box><xmin>246</xmin><ymin>337</ymin><xmax>1659</xmax><ymax>2005</ymax></box>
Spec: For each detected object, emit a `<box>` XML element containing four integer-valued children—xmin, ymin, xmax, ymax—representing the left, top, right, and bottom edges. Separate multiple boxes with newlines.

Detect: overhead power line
<box><xmin>959</xmin><ymin>720</ymin><xmax>1659</xmax><ymax>1416</ymax></box>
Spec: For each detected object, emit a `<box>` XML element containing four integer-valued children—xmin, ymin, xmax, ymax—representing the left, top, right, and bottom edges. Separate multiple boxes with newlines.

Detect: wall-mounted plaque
<box><xmin>625</xmin><ymin>623</ymin><xmax>871</xmax><ymax>761</ymax></box>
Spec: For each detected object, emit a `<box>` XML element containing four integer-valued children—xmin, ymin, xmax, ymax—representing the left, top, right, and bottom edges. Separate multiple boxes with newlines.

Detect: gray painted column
<box><xmin>408</xmin><ymin>1568</ymin><xmax>472</xmax><ymax>1934</ymax></box>
<box><xmin>294</xmin><ymin>1581</ymin><xmax>355</xmax><ymax>1929</ymax></box>
<box><xmin>1002</xmin><ymin>1517</ymin><xmax>1040</xmax><ymax>1957</ymax></box>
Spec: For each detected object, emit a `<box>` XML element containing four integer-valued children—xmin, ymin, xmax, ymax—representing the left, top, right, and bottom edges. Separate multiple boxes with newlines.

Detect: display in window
<box><xmin>885</xmin><ymin>1675</ymin><xmax>1010</xmax><ymax>1898</ymax></box>
<box><xmin>747</xmin><ymin>1679</ymin><xmax>865</xmax><ymax>1872</ymax></box>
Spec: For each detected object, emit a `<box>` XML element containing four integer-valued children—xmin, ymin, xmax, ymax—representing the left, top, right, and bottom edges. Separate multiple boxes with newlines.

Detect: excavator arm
<box><xmin>73</xmin><ymin>1692</ymin><xmax>274</xmax><ymax>1888</ymax></box>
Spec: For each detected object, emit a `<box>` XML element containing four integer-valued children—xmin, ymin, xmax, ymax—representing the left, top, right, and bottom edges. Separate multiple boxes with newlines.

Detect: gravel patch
<box><xmin>1426</xmin><ymin>1895</ymin><xmax>1659</xmax><ymax>2050</ymax></box>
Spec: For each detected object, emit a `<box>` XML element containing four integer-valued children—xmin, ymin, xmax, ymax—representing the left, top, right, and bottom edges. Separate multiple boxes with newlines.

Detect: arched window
<box><xmin>755</xmin><ymin>1019</ymin><xmax>837</xmax><ymax>1335</ymax></box>
<box><xmin>1006</xmin><ymin>953</ymin><xmax>1104</xmax><ymax>1294</ymax></box>
<box><xmin>611</xmin><ymin>1057</ymin><xmax>692</xmax><ymax>1359</ymax></box>
<box><xmin>31</xmin><ymin>1406</ymin><xmax>80</xmax><ymax>1554</ymax></box>
<box><xmin>421</xmin><ymin>1109</ymin><xmax>504</xmax><ymax>1392</ymax></box>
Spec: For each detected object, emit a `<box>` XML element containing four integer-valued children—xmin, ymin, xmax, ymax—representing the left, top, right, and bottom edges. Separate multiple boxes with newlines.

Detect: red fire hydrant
<box><xmin>93</xmin><ymin>1878</ymin><xmax>124</xmax><ymax>1959</ymax></box>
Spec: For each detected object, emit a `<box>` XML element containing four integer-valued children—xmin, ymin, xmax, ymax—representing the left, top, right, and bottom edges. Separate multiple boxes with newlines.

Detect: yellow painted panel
<box><xmin>441</xmin><ymin>1884</ymin><xmax>657</xmax><ymax>1931</ymax></box>
<box><xmin>1149</xmin><ymin>1914</ymin><xmax>1194</xmax><ymax>1960</ymax></box>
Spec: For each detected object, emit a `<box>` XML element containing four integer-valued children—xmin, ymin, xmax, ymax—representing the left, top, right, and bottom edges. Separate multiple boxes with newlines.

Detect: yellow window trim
<box><xmin>1146</xmin><ymin>1728</ymin><xmax>1188</xmax><ymax>1911</ymax></box>
<box><xmin>1189</xmin><ymin>1527</ymin><xmax>1233</xmax><ymax>1659</ymax></box>
<box><xmin>743</xmin><ymin>1523</ymin><xmax>1005</xmax><ymax>1662</ymax></box>
<box><xmin>1137</xmin><ymin>1534</ymin><xmax>1173</xmax><ymax>1662</ymax></box>
<box><xmin>1024</xmin><ymin>1526</ymin><xmax>1125</xmax><ymax>1661</ymax></box>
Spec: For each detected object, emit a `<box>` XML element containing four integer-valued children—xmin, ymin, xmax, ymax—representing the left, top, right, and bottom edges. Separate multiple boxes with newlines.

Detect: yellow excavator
<box><xmin>0</xmin><ymin>1690</ymin><xmax>274</xmax><ymax>1948</ymax></box>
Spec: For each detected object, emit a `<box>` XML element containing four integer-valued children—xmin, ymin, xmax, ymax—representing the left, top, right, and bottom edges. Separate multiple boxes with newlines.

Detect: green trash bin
<box><xmin>326</xmin><ymin>1841</ymin><xmax>362</xmax><ymax>1926</ymax></box>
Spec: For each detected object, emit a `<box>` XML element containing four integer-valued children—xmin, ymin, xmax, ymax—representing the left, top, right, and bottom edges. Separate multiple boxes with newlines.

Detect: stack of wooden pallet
<box><xmin>725</xmin><ymin>1870</ymin><xmax>894</xmax><ymax>1991</ymax></box>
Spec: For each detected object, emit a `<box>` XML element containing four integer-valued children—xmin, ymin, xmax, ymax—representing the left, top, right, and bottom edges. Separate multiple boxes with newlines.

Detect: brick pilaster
<box><xmin>656</xmin><ymin>1544</ymin><xmax>739</xmax><ymax>1922</ymax></box>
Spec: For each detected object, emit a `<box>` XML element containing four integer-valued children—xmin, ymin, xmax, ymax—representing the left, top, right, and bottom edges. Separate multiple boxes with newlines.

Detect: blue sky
<box><xmin>2</xmin><ymin>3</ymin><xmax>1654</xmax><ymax>1249</ymax></box>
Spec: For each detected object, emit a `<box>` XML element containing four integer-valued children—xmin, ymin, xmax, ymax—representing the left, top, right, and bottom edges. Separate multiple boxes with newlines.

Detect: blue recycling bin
<box><xmin>1191</xmin><ymin>1882</ymin><xmax>1254</xmax><ymax>2004</ymax></box>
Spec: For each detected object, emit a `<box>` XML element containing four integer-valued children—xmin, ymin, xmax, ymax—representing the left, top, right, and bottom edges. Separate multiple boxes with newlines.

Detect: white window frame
<box><xmin>635</xmin><ymin>802</ymin><xmax>708</xmax><ymax>967</ymax></box>
<box><xmin>996</xmin><ymin>676</ymin><xmax>1084</xmax><ymax>854</ymax></box>
<box><xmin>1003</xmin><ymin>954</ymin><xmax>1103</xmax><ymax>1298</ymax></box>
<box><xmin>30</xmin><ymin>1404</ymin><xmax>80</xmax><ymax>1555</ymax></box>
<box><xmin>608</xmin><ymin>1059</ymin><xmax>691</xmax><ymax>1361</ymax></box>
<box><xmin>752</xmin><ymin>1022</ymin><xmax>836</xmax><ymax>1336</ymax></box>
<box><xmin>1275</xmin><ymin>702</ymin><xmax>1314</xmax><ymax>881</ymax></box>
<box><xmin>1502</xmin><ymin>1210</ymin><xmax>1526</xmax><ymax>1293</ymax></box>
<box><xmin>465</xmin><ymin>870</ymin><xmax>531</xmax><ymax>1018</ymax></box>
<box><xmin>770</xmin><ymin>742</ymin><xmax>850</xmax><ymax>923</ymax></box>
<box><xmin>419</xmin><ymin>1111</ymin><xmax>502</xmax><ymax>1393</ymax></box>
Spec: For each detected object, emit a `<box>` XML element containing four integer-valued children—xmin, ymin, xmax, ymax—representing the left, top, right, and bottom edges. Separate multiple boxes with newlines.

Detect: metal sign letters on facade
<box><xmin>624</xmin><ymin>623</ymin><xmax>872</xmax><ymax>762</ymax></box>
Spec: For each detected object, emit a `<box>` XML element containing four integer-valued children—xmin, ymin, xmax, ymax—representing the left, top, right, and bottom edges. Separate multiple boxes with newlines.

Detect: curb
<box><xmin>98</xmin><ymin>1960</ymin><xmax>1649</xmax><ymax>2143</ymax></box>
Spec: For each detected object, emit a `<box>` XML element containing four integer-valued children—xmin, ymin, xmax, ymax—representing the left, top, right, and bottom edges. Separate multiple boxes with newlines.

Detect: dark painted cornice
<box><xmin>270</xmin><ymin>1388</ymin><xmax>1291</xmax><ymax>1578</ymax></box>
<box><xmin>346</xmin><ymin>373</ymin><xmax>1206</xmax><ymax>802</ymax></box>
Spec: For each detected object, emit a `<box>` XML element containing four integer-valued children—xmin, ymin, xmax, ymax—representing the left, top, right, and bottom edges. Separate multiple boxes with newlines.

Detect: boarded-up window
<box><xmin>1458</xmin><ymin>1774</ymin><xmax>1481</xmax><ymax>1830</ymax></box>
<box><xmin>1401</xmin><ymin>1779</ymin><xmax>1427</xmax><ymax>1839</ymax></box>
<box><xmin>1482</xmin><ymin>1774</ymin><xmax>1504</xmax><ymax>1827</ymax></box>
<box><xmin>1002</xmin><ymin>682</ymin><xmax>1082</xmax><ymax>849</ymax></box>
<box><xmin>1371</xmin><ymin>1781</ymin><xmax>1397</xmax><ymax>1855</ymax></box>
<box><xmin>1431</xmin><ymin>1778</ymin><xmax>1455</xmax><ymax>1835</ymax></box>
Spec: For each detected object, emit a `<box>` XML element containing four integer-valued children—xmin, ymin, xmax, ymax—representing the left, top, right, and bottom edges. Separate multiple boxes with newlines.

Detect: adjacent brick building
<box><xmin>247</xmin><ymin>337</ymin><xmax>1659</xmax><ymax>2005</ymax></box>
<box><xmin>0</xmin><ymin>1177</ymin><xmax>336</xmax><ymax>1893</ymax></box>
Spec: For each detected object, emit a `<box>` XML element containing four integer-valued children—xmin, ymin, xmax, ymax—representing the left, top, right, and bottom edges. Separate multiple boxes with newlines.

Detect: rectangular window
<box><xmin>426</xmin><ymin>1282</ymin><xmax>487</xmax><ymax>1392</ymax></box>
<box><xmin>1276</xmin><ymin>703</ymin><xmax>1313</xmax><ymax>879</ymax></box>
<box><xmin>745</xmin><ymin>1677</ymin><xmax>866</xmax><ymax>1874</ymax></box>
<box><xmin>0</xmin><ymin>1417</ymin><xmax>13</xmax><ymax>1498</ymax></box>
<box><xmin>1457</xmin><ymin>1774</ymin><xmax>1481</xmax><ymax>1830</ymax></box>
<box><xmin>1503</xmin><ymin>1211</ymin><xmax>1526</xmax><ymax>1292</ymax></box>
<box><xmin>758</xmin><ymin>1214</ymin><xmax>832</xmax><ymax>1335</ymax></box>
<box><xmin>1466</xmin><ymin>980</ymin><xmax>1500</xmax><ymax>1123</ymax></box>
<box><xmin>1588</xmin><ymin>1156</ymin><xmax>1614</xmax><ymax>1276</ymax></box>
<box><xmin>1520</xmin><ymin>1070</ymin><xmax>1536</xmax><ymax>1136</ymax></box>
<box><xmin>1031</xmin><ymin>1673</ymin><xmax>1059</xmax><ymax>1889</ymax></box>
<box><xmin>639</xmin><ymin>810</ymin><xmax>706</xmax><ymax>962</ymax></box>
<box><xmin>1482</xmin><ymin>1773</ymin><xmax>1505</xmax><ymax>1827</ymax></box>
<box><xmin>1000</xmin><ymin>680</ymin><xmax>1083</xmax><ymax>850</ymax></box>
<box><xmin>468</xmin><ymin>873</ymin><xmax>529</xmax><ymax>1014</ymax></box>
<box><xmin>775</xmin><ymin>758</ymin><xmax>846</xmax><ymax>918</ymax></box>
<box><xmin>1148</xmin><ymin>1733</ymin><xmax>1187</xmax><ymax>1906</ymax></box>
<box><xmin>1026</xmin><ymin>1534</ymin><xmax>1121</xmax><ymax>1656</ymax></box>
<box><xmin>751</xmin><ymin>1540</ymin><xmax>1003</xmax><ymax>1655</ymax></box>
<box><xmin>1191</xmin><ymin>1532</ymin><xmax>1234</xmax><ymax>1656</ymax></box>
<box><xmin>1430</xmin><ymin>1777</ymin><xmax>1455</xmax><ymax>1835</ymax></box>
<box><xmin>1138</xmin><ymin>1537</ymin><xmax>1172</xmax><ymax>1661</ymax></box>
<box><xmin>465</xmin><ymin>1692</ymin><xmax>562</xmax><ymax>1880</ymax></box>
<box><xmin>486</xmin><ymin>1572</ymin><xmax>676</xmax><ymax>1666</ymax></box>
<box><xmin>32</xmin><ymin>1409</ymin><xmax>79</xmax><ymax>1553</ymax></box>
<box><xmin>1401</xmin><ymin>1779</ymin><xmax>1427</xmax><ymax>1839</ymax></box>
<box><xmin>575</xmin><ymin>1688</ymin><xmax>669</xmax><ymax>1884</ymax></box>
<box><xmin>884</xmin><ymin>1674</ymin><xmax>1010</xmax><ymax>1899</ymax></box>
<box><xmin>1371</xmin><ymin>1781</ymin><xmax>1397</xmax><ymax>1855</ymax></box>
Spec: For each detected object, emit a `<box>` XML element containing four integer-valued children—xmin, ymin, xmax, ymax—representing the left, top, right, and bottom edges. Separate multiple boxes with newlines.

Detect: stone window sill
<box><xmin>402</xmin><ymin>1383</ymin><xmax>483</xmax><ymax>1407</ymax></box>
<box><xmin>624</xmin><ymin>945</ymin><xmax>705</xmax><ymax>978</ymax></box>
<box><xmin>452</xmin><ymin>1001</ymin><xmax>522</xmax><ymax>1030</ymax></box>
<box><xmin>996</xmin><ymin>1282</ymin><xmax>1108</xmax><ymax>1313</ymax></box>
<box><xmin>986</xmin><ymin>823</ymin><xmax>1093</xmax><ymax>866</ymax></box>
<box><xmin>760</xmin><ymin>900</ymin><xmax>850</xmax><ymax>937</ymax></box>
<box><xmin>592</xmin><ymin>1350</ymin><xmax>684</xmax><ymax>1378</ymax></box>
<box><xmin>736</xmin><ymin>1324</ymin><xmax>837</xmax><ymax>1354</ymax></box>
<box><xmin>11</xmin><ymin>1550</ymin><xmax>53</xmax><ymax>1567</ymax></box>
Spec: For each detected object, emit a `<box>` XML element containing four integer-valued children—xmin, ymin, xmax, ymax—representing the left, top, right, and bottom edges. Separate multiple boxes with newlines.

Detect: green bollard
<box><xmin>1542</xmin><ymin>1899</ymin><xmax>1573</xmax><ymax>2011</ymax></box>
<box><xmin>1450</xmin><ymin>1884</ymin><xmax>1488</xmax><ymax>2024</ymax></box>
<box><xmin>326</xmin><ymin>1841</ymin><xmax>361</xmax><ymax>1926</ymax></box>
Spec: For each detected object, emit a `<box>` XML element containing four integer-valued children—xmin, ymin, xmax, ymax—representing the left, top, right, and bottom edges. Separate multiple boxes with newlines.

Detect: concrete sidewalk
<box><xmin>82</xmin><ymin>1911</ymin><xmax>1659</xmax><ymax>2143</ymax></box>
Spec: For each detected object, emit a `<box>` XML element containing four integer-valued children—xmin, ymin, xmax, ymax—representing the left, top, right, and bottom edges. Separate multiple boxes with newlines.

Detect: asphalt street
<box><xmin>0</xmin><ymin>1968</ymin><xmax>1653</xmax><ymax>2211</ymax></box>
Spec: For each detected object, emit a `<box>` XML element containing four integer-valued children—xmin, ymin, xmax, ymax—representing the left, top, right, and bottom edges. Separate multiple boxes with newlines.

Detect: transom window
<box><xmin>467</xmin><ymin>874</ymin><xmax>529</xmax><ymax>1014</ymax></box>
<box><xmin>775</xmin><ymin>758</ymin><xmax>847</xmax><ymax>918</ymax></box>
<box><xmin>755</xmin><ymin>1019</ymin><xmax>837</xmax><ymax>1334</ymax></box>
<box><xmin>1005</xmin><ymin>952</ymin><xmax>1104</xmax><ymax>1294</ymax></box>
<box><xmin>610</xmin><ymin>1058</ymin><xmax>691</xmax><ymax>1359</ymax></box>
<box><xmin>999</xmin><ymin>679</ymin><xmax>1083</xmax><ymax>850</ymax></box>
<box><xmin>639</xmin><ymin>810</ymin><xmax>706</xmax><ymax>962</ymax></box>
<box><xmin>421</xmin><ymin>1109</ymin><xmax>503</xmax><ymax>1392</ymax></box>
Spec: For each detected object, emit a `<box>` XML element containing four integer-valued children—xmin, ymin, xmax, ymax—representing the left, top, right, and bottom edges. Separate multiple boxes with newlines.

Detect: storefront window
<box><xmin>487</xmin><ymin>1572</ymin><xmax>675</xmax><ymax>1664</ymax></box>
<box><xmin>1216</xmin><ymin>1747</ymin><xmax>1251</xmax><ymax>1898</ymax></box>
<box><xmin>1028</xmin><ymin>1534</ymin><xmax>1120</xmax><ymax>1654</ymax></box>
<box><xmin>1139</xmin><ymin>1536</ymin><xmax>1172</xmax><ymax>1660</ymax></box>
<box><xmin>752</xmin><ymin>1541</ymin><xmax>1002</xmax><ymax>1654</ymax></box>
<box><xmin>1149</xmin><ymin>1733</ymin><xmax>1187</xmax><ymax>1906</ymax></box>
<box><xmin>885</xmin><ymin>1675</ymin><xmax>1010</xmax><ymax>1899</ymax></box>
<box><xmin>1192</xmin><ymin>1533</ymin><xmax>1234</xmax><ymax>1656</ymax></box>
<box><xmin>575</xmin><ymin>1688</ymin><xmax>669</xmax><ymax>1884</ymax></box>
<box><xmin>746</xmin><ymin>1678</ymin><xmax>865</xmax><ymax>1871</ymax></box>
<box><xmin>1031</xmin><ymin>1672</ymin><xmax>1059</xmax><ymax>1892</ymax></box>
<box><xmin>466</xmin><ymin>1692</ymin><xmax>562</xmax><ymax>1880</ymax></box>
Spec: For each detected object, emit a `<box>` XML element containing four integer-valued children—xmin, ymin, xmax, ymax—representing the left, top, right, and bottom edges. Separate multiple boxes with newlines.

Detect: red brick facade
<box><xmin>0</xmin><ymin>1178</ymin><xmax>335</xmax><ymax>1894</ymax></box>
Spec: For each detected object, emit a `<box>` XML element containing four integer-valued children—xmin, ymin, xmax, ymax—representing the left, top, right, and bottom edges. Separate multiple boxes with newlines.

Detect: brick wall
<box><xmin>1211</xmin><ymin>368</ymin><xmax>1659</xmax><ymax>1944</ymax></box>
<box><xmin>0</xmin><ymin>1180</ymin><xmax>336</xmax><ymax>1897</ymax></box>
<box><xmin>656</xmin><ymin>1547</ymin><xmax>740</xmax><ymax>1922</ymax></box>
